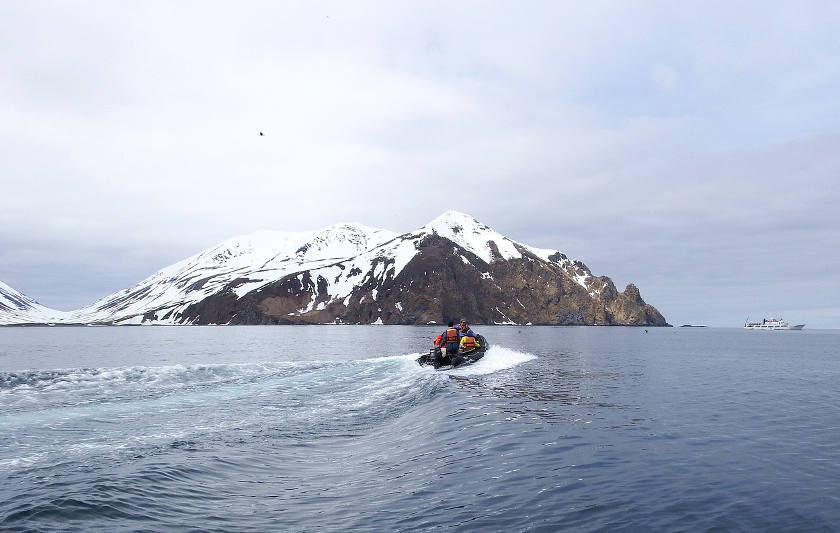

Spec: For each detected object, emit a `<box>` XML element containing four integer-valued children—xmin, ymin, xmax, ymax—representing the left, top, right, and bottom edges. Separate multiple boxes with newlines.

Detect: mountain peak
<box><xmin>421</xmin><ymin>211</ymin><xmax>523</xmax><ymax>264</ymax></box>
<box><xmin>426</xmin><ymin>210</ymin><xmax>487</xmax><ymax>232</ymax></box>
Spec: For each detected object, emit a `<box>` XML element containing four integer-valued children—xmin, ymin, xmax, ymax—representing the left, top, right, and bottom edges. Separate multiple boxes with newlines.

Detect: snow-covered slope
<box><xmin>70</xmin><ymin>223</ymin><xmax>400</xmax><ymax>325</ymax></box>
<box><xmin>0</xmin><ymin>281</ymin><xmax>69</xmax><ymax>325</ymax></box>
<box><xmin>1</xmin><ymin>211</ymin><xmax>637</xmax><ymax>326</ymax></box>
<box><xmin>284</xmin><ymin>210</ymin><xmax>604</xmax><ymax>305</ymax></box>
<box><xmin>420</xmin><ymin>211</ymin><xmax>601</xmax><ymax>291</ymax></box>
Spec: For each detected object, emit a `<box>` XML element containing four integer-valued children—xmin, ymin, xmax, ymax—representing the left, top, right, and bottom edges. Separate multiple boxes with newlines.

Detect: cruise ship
<box><xmin>744</xmin><ymin>317</ymin><xmax>805</xmax><ymax>330</ymax></box>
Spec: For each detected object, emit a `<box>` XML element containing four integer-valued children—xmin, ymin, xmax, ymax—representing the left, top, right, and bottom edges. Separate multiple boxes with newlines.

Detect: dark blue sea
<box><xmin>1</xmin><ymin>326</ymin><xmax>838</xmax><ymax>532</ymax></box>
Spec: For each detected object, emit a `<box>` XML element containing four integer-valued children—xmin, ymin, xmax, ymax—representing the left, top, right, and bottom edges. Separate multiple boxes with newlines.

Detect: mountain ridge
<box><xmin>0</xmin><ymin>211</ymin><xmax>668</xmax><ymax>326</ymax></box>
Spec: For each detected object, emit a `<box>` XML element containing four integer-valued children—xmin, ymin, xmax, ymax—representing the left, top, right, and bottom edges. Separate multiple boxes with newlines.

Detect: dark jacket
<box><xmin>456</xmin><ymin>324</ymin><xmax>476</xmax><ymax>338</ymax></box>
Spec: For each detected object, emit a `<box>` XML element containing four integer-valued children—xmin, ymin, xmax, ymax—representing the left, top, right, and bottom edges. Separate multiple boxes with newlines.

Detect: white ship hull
<box><xmin>744</xmin><ymin>317</ymin><xmax>805</xmax><ymax>330</ymax></box>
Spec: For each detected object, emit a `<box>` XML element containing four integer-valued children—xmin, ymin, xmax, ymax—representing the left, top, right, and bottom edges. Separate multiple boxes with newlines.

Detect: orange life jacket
<box><xmin>461</xmin><ymin>336</ymin><xmax>476</xmax><ymax>349</ymax></box>
<box><xmin>434</xmin><ymin>334</ymin><xmax>443</xmax><ymax>347</ymax></box>
<box><xmin>445</xmin><ymin>328</ymin><xmax>459</xmax><ymax>343</ymax></box>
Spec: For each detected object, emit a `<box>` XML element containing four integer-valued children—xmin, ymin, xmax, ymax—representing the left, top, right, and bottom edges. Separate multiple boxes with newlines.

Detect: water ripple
<box><xmin>1</xmin><ymin>326</ymin><xmax>839</xmax><ymax>531</ymax></box>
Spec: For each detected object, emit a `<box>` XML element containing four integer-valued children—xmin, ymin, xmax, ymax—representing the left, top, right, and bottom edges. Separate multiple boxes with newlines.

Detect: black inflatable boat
<box><xmin>416</xmin><ymin>334</ymin><xmax>488</xmax><ymax>370</ymax></box>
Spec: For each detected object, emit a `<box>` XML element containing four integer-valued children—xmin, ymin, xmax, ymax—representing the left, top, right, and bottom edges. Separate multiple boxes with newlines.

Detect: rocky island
<box><xmin>1</xmin><ymin>211</ymin><xmax>668</xmax><ymax>327</ymax></box>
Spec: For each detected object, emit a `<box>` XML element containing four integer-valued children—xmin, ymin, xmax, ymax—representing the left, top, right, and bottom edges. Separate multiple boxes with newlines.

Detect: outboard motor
<box><xmin>431</xmin><ymin>347</ymin><xmax>443</xmax><ymax>368</ymax></box>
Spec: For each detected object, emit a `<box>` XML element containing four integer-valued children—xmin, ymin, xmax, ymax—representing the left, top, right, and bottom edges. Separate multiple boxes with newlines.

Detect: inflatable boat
<box><xmin>416</xmin><ymin>334</ymin><xmax>488</xmax><ymax>370</ymax></box>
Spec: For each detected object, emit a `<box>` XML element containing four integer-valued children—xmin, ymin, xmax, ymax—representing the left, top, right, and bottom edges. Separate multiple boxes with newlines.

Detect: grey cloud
<box><xmin>1</xmin><ymin>2</ymin><xmax>839</xmax><ymax>327</ymax></box>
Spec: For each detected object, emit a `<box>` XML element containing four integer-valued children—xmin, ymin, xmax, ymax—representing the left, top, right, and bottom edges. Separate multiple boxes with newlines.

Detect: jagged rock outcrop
<box><xmin>0</xmin><ymin>211</ymin><xmax>668</xmax><ymax>326</ymax></box>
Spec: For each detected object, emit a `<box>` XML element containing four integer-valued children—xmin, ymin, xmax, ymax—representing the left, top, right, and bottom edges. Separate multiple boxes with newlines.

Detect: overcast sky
<box><xmin>2</xmin><ymin>1</ymin><xmax>839</xmax><ymax>328</ymax></box>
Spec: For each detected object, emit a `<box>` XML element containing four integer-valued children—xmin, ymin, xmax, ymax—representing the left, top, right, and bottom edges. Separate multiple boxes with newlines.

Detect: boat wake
<box><xmin>413</xmin><ymin>345</ymin><xmax>536</xmax><ymax>376</ymax></box>
<box><xmin>454</xmin><ymin>346</ymin><xmax>536</xmax><ymax>375</ymax></box>
<box><xmin>0</xmin><ymin>347</ymin><xmax>536</xmax><ymax>475</ymax></box>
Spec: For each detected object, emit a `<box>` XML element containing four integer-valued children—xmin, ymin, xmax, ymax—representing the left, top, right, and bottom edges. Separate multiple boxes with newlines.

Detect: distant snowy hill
<box><xmin>0</xmin><ymin>281</ymin><xmax>69</xmax><ymax>325</ymax></box>
<box><xmin>0</xmin><ymin>211</ymin><xmax>668</xmax><ymax>326</ymax></box>
<box><xmin>70</xmin><ymin>222</ymin><xmax>399</xmax><ymax>325</ymax></box>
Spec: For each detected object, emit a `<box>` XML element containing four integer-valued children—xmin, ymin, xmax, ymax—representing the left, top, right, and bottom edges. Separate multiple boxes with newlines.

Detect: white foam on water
<box><xmin>359</xmin><ymin>353</ymin><xmax>423</xmax><ymax>364</ymax></box>
<box><xmin>0</xmin><ymin>454</ymin><xmax>44</xmax><ymax>471</ymax></box>
<box><xmin>0</xmin><ymin>360</ymin><xmax>328</xmax><ymax>398</ymax></box>
<box><xmin>447</xmin><ymin>346</ymin><xmax>536</xmax><ymax>376</ymax></box>
<box><xmin>0</xmin><ymin>356</ymin><xmax>443</xmax><ymax>474</ymax></box>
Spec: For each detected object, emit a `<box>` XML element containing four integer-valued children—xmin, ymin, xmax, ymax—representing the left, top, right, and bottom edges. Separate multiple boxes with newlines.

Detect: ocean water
<box><xmin>1</xmin><ymin>325</ymin><xmax>838</xmax><ymax>532</ymax></box>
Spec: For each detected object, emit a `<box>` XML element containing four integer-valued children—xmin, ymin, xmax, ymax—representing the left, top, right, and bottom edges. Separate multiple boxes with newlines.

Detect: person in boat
<box><xmin>440</xmin><ymin>321</ymin><xmax>461</xmax><ymax>358</ymax></box>
<box><xmin>459</xmin><ymin>334</ymin><xmax>480</xmax><ymax>353</ymax></box>
<box><xmin>456</xmin><ymin>318</ymin><xmax>477</xmax><ymax>338</ymax></box>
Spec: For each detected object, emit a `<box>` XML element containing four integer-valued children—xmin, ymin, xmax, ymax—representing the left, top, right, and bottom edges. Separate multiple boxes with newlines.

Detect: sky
<box><xmin>1</xmin><ymin>1</ymin><xmax>839</xmax><ymax>328</ymax></box>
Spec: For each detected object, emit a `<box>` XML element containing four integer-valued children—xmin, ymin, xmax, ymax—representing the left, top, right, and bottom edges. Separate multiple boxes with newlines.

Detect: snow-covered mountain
<box><xmin>0</xmin><ymin>281</ymin><xmax>70</xmax><ymax>325</ymax></box>
<box><xmin>0</xmin><ymin>211</ymin><xmax>668</xmax><ymax>326</ymax></box>
<box><xmin>70</xmin><ymin>222</ymin><xmax>400</xmax><ymax>325</ymax></box>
